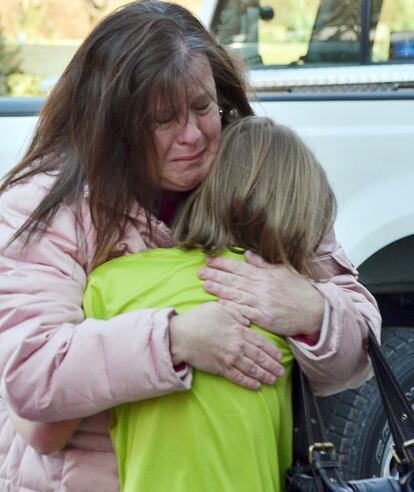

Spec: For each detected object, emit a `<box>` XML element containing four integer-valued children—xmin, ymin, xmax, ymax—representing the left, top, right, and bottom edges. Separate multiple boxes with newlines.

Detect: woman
<box><xmin>0</xmin><ymin>1</ymin><xmax>380</xmax><ymax>491</ymax></box>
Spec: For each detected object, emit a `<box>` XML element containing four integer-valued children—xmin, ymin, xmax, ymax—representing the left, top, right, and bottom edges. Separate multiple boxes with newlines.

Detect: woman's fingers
<box><xmin>203</xmin><ymin>279</ymin><xmax>257</xmax><ymax>305</ymax></box>
<box><xmin>198</xmin><ymin>258</ymin><xmax>268</xmax><ymax>302</ymax></box>
<box><xmin>199</xmin><ymin>267</ymin><xmax>243</xmax><ymax>289</ymax></box>
<box><xmin>219</xmin><ymin>325</ymin><xmax>284</xmax><ymax>387</ymax></box>
<box><xmin>204</xmin><ymin>255</ymin><xmax>261</xmax><ymax>279</ymax></box>
<box><xmin>221</xmin><ymin>355</ymin><xmax>280</xmax><ymax>390</ymax></box>
<box><xmin>218</xmin><ymin>299</ymin><xmax>259</xmax><ymax>324</ymax></box>
<box><xmin>242</xmin><ymin>327</ymin><xmax>282</xmax><ymax>365</ymax></box>
<box><xmin>244</xmin><ymin>250</ymin><xmax>271</xmax><ymax>268</ymax></box>
<box><xmin>240</xmin><ymin>342</ymin><xmax>284</xmax><ymax>381</ymax></box>
<box><xmin>221</xmin><ymin>332</ymin><xmax>284</xmax><ymax>389</ymax></box>
<box><xmin>219</xmin><ymin>300</ymin><xmax>250</xmax><ymax>326</ymax></box>
<box><xmin>221</xmin><ymin>367</ymin><xmax>262</xmax><ymax>390</ymax></box>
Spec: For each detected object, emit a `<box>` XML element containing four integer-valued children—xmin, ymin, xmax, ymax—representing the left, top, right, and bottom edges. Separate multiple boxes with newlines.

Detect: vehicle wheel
<box><xmin>317</xmin><ymin>326</ymin><xmax>414</xmax><ymax>479</ymax></box>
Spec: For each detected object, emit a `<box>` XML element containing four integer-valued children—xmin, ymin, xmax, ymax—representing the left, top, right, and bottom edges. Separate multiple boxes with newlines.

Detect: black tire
<box><xmin>317</xmin><ymin>326</ymin><xmax>414</xmax><ymax>479</ymax></box>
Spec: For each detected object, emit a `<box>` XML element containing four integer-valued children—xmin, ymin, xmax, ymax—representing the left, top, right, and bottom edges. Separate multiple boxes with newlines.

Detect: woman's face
<box><xmin>153</xmin><ymin>57</ymin><xmax>222</xmax><ymax>192</ymax></box>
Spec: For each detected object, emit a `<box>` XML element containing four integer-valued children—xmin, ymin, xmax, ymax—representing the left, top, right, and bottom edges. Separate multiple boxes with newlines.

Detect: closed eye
<box><xmin>194</xmin><ymin>101</ymin><xmax>212</xmax><ymax>114</ymax></box>
<box><xmin>154</xmin><ymin>114</ymin><xmax>175</xmax><ymax>129</ymax></box>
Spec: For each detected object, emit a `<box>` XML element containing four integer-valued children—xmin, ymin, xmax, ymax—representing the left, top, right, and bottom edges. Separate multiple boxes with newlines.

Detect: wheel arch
<box><xmin>358</xmin><ymin>235</ymin><xmax>414</xmax><ymax>295</ymax></box>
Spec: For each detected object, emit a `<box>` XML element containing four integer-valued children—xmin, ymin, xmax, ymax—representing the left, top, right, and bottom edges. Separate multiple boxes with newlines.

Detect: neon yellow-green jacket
<box><xmin>83</xmin><ymin>248</ymin><xmax>293</xmax><ymax>492</ymax></box>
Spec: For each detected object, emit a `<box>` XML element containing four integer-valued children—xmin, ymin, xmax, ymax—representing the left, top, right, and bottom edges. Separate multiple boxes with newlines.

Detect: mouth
<box><xmin>171</xmin><ymin>149</ymin><xmax>205</xmax><ymax>163</ymax></box>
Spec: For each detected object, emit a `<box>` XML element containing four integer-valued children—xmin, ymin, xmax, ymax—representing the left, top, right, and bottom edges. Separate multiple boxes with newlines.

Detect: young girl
<box><xmin>82</xmin><ymin>116</ymin><xmax>336</xmax><ymax>492</ymax></box>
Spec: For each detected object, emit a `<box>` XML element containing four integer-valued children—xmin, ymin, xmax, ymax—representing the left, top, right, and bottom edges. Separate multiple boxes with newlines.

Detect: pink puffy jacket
<box><xmin>0</xmin><ymin>174</ymin><xmax>381</xmax><ymax>491</ymax></box>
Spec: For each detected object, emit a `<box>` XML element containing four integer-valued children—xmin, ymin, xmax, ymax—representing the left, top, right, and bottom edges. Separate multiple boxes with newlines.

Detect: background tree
<box><xmin>83</xmin><ymin>0</ymin><xmax>109</xmax><ymax>27</ymax></box>
<box><xmin>0</xmin><ymin>23</ymin><xmax>20</xmax><ymax>96</ymax></box>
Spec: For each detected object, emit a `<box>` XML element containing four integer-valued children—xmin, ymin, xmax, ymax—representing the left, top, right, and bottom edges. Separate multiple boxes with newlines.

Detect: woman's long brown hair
<box><xmin>0</xmin><ymin>0</ymin><xmax>253</xmax><ymax>267</ymax></box>
<box><xmin>173</xmin><ymin>117</ymin><xmax>337</xmax><ymax>280</ymax></box>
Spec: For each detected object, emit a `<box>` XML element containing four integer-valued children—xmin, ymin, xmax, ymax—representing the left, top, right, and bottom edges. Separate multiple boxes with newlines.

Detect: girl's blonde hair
<box><xmin>173</xmin><ymin>116</ymin><xmax>336</xmax><ymax>280</ymax></box>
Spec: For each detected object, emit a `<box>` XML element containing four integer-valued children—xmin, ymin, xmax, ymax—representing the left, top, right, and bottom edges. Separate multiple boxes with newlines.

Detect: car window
<box><xmin>371</xmin><ymin>0</ymin><xmax>414</xmax><ymax>63</ymax></box>
<box><xmin>210</xmin><ymin>0</ymin><xmax>414</xmax><ymax>68</ymax></box>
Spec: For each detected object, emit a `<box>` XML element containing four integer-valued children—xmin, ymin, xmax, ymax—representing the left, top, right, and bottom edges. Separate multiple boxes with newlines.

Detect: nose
<box><xmin>176</xmin><ymin>112</ymin><xmax>202</xmax><ymax>145</ymax></box>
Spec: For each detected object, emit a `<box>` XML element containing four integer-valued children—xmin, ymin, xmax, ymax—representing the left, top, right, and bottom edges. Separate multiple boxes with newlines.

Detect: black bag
<box><xmin>285</xmin><ymin>325</ymin><xmax>414</xmax><ymax>492</ymax></box>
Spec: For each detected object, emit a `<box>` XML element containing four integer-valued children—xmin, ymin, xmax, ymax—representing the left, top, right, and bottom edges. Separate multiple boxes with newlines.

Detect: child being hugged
<box><xmin>83</xmin><ymin>116</ymin><xmax>336</xmax><ymax>492</ymax></box>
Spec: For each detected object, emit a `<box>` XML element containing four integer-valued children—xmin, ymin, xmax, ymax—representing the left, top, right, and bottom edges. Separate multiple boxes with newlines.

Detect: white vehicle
<box><xmin>204</xmin><ymin>0</ymin><xmax>414</xmax><ymax>480</ymax></box>
<box><xmin>1</xmin><ymin>0</ymin><xmax>414</xmax><ymax>480</ymax></box>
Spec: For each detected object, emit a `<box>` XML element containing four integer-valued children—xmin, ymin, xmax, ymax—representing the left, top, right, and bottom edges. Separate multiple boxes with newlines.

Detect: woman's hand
<box><xmin>7</xmin><ymin>405</ymin><xmax>81</xmax><ymax>455</ymax></box>
<box><xmin>198</xmin><ymin>251</ymin><xmax>324</xmax><ymax>340</ymax></box>
<box><xmin>169</xmin><ymin>302</ymin><xmax>284</xmax><ymax>390</ymax></box>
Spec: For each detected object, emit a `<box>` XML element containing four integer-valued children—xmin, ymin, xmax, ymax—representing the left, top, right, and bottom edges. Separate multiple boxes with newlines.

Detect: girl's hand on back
<box><xmin>169</xmin><ymin>302</ymin><xmax>285</xmax><ymax>390</ymax></box>
<box><xmin>198</xmin><ymin>251</ymin><xmax>324</xmax><ymax>341</ymax></box>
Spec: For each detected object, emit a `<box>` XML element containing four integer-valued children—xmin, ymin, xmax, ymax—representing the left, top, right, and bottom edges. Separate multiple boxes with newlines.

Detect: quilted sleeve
<box><xmin>0</xmin><ymin>178</ymin><xmax>191</xmax><ymax>422</ymax></box>
<box><xmin>288</xmin><ymin>228</ymin><xmax>381</xmax><ymax>396</ymax></box>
